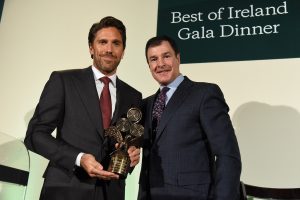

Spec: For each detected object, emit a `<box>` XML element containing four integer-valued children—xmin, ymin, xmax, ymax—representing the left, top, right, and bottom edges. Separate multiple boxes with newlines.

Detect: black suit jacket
<box><xmin>138</xmin><ymin>77</ymin><xmax>241</xmax><ymax>200</ymax></box>
<box><xmin>25</xmin><ymin>66</ymin><xmax>142</xmax><ymax>200</ymax></box>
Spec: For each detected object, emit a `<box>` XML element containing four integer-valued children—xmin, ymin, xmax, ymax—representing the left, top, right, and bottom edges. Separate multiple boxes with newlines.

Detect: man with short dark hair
<box><xmin>138</xmin><ymin>35</ymin><xmax>241</xmax><ymax>200</ymax></box>
<box><xmin>25</xmin><ymin>16</ymin><xmax>142</xmax><ymax>200</ymax></box>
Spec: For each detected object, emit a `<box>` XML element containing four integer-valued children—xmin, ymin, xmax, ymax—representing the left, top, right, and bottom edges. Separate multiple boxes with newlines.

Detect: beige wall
<box><xmin>0</xmin><ymin>0</ymin><xmax>299</xmax><ymax>199</ymax></box>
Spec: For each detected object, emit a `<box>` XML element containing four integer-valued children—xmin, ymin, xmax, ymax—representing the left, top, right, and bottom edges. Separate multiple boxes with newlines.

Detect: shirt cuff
<box><xmin>75</xmin><ymin>152</ymin><xmax>84</xmax><ymax>167</ymax></box>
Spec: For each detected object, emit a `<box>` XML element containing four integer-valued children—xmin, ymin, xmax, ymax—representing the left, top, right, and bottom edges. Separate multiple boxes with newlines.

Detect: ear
<box><xmin>89</xmin><ymin>44</ymin><xmax>94</xmax><ymax>57</ymax></box>
<box><xmin>121</xmin><ymin>49</ymin><xmax>125</xmax><ymax>59</ymax></box>
<box><xmin>176</xmin><ymin>53</ymin><xmax>181</xmax><ymax>64</ymax></box>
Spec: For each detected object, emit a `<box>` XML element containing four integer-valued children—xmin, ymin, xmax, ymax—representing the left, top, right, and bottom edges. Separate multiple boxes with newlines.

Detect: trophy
<box><xmin>105</xmin><ymin>107</ymin><xmax>143</xmax><ymax>178</ymax></box>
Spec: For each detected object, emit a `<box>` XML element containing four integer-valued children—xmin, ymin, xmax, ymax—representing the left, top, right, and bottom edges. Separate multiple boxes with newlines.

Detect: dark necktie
<box><xmin>152</xmin><ymin>87</ymin><xmax>170</xmax><ymax>133</ymax></box>
<box><xmin>100</xmin><ymin>77</ymin><xmax>112</xmax><ymax>129</ymax></box>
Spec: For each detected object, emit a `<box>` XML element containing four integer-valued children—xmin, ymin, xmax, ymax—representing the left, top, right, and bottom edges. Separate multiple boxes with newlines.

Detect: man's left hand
<box><xmin>127</xmin><ymin>146</ymin><xmax>140</xmax><ymax>167</ymax></box>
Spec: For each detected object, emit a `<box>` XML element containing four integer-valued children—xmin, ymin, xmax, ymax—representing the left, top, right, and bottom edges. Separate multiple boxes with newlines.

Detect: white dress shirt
<box><xmin>75</xmin><ymin>66</ymin><xmax>117</xmax><ymax>167</ymax></box>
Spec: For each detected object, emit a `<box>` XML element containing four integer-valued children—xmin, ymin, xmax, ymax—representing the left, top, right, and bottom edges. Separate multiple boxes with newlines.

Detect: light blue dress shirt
<box><xmin>160</xmin><ymin>74</ymin><xmax>184</xmax><ymax>105</ymax></box>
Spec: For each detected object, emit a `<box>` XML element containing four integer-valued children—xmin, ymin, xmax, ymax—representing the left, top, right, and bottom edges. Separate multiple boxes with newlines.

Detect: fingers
<box><xmin>80</xmin><ymin>154</ymin><xmax>101</xmax><ymax>176</ymax></box>
<box><xmin>80</xmin><ymin>153</ymin><xmax>119</xmax><ymax>180</ymax></box>
<box><xmin>128</xmin><ymin>146</ymin><xmax>140</xmax><ymax>167</ymax></box>
<box><xmin>90</xmin><ymin>166</ymin><xmax>119</xmax><ymax>180</ymax></box>
<box><xmin>95</xmin><ymin>169</ymin><xmax>119</xmax><ymax>180</ymax></box>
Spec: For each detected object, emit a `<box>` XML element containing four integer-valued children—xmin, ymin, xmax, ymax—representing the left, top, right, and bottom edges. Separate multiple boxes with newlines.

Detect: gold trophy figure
<box><xmin>105</xmin><ymin>107</ymin><xmax>143</xmax><ymax>178</ymax></box>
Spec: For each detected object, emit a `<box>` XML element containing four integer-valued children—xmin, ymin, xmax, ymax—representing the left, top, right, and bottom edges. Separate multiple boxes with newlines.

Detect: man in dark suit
<box><xmin>24</xmin><ymin>16</ymin><xmax>142</xmax><ymax>200</ymax></box>
<box><xmin>138</xmin><ymin>35</ymin><xmax>241</xmax><ymax>200</ymax></box>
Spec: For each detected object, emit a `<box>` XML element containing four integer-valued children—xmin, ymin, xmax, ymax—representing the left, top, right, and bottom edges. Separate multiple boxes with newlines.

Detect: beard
<box><xmin>93</xmin><ymin>54</ymin><xmax>121</xmax><ymax>75</ymax></box>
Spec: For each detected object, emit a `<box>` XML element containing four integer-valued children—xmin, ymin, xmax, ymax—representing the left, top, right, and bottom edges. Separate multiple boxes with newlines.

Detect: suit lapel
<box><xmin>111</xmin><ymin>78</ymin><xmax>127</xmax><ymax>124</ymax></box>
<box><xmin>154</xmin><ymin>77</ymin><xmax>194</xmax><ymax>142</ymax></box>
<box><xmin>146</xmin><ymin>91</ymin><xmax>159</xmax><ymax>139</ymax></box>
<box><xmin>72</xmin><ymin>67</ymin><xmax>104</xmax><ymax>139</ymax></box>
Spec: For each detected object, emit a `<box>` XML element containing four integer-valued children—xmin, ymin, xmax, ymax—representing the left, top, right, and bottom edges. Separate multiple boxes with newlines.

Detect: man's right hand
<box><xmin>80</xmin><ymin>153</ymin><xmax>119</xmax><ymax>180</ymax></box>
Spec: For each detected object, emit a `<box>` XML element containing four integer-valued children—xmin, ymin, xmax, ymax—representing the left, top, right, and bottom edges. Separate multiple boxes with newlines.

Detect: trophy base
<box><xmin>108</xmin><ymin>150</ymin><xmax>130</xmax><ymax>179</ymax></box>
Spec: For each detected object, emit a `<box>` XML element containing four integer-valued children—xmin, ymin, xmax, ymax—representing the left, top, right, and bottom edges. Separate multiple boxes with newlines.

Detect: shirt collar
<box><xmin>92</xmin><ymin>65</ymin><xmax>117</xmax><ymax>87</ymax></box>
<box><xmin>160</xmin><ymin>74</ymin><xmax>184</xmax><ymax>90</ymax></box>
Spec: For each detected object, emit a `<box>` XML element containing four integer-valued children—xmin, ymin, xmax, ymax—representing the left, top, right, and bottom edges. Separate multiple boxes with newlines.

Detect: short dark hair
<box><xmin>145</xmin><ymin>35</ymin><xmax>180</xmax><ymax>63</ymax></box>
<box><xmin>88</xmin><ymin>16</ymin><xmax>126</xmax><ymax>49</ymax></box>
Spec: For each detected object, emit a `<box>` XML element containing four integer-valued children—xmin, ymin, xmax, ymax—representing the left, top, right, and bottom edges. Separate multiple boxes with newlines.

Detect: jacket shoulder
<box><xmin>52</xmin><ymin>67</ymin><xmax>90</xmax><ymax>76</ymax></box>
<box><xmin>189</xmin><ymin>79</ymin><xmax>221</xmax><ymax>92</ymax></box>
<box><xmin>117</xmin><ymin>79</ymin><xmax>141</xmax><ymax>96</ymax></box>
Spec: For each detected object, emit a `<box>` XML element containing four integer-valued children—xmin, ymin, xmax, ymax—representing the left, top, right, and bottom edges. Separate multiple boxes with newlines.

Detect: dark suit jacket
<box><xmin>138</xmin><ymin>77</ymin><xmax>241</xmax><ymax>200</ymax></box>
<box><xmin>24</xmin><ymin>66</ymin><xmax>142</xmax><ymax>200</ymax></box>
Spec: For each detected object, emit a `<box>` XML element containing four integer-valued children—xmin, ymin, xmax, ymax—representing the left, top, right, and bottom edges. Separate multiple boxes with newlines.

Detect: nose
<box><xmin>157</xmin><ymin>57</ymin><xmax>165</xmax><ymax>67</ymax></box>
<box><xmin>105</xmin><ymin>43</ymin><xmax>113</xmax><ymax>54</ymax></box>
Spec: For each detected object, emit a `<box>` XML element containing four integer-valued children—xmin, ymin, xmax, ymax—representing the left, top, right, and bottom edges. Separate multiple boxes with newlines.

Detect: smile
<box><xmin>102</xmin><ymin>55</ymin><xmax>115</xmax><ymax>60</ymax></box>
<box><xmin>157</xmin><ymin>70</ymin><xmax>170</xmax><ymax>74</ymax></box>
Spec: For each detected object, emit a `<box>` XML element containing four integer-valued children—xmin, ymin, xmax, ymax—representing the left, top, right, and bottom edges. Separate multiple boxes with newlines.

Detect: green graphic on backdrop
<box><xmin>0</xmin><ymin>0</ymin><xmax>5</xmax><ymax>22</ymax></box>
<box><xmin>157</xmin><ymin>0</ymin><xmax>300</xmax><ymax>63</ymax></box>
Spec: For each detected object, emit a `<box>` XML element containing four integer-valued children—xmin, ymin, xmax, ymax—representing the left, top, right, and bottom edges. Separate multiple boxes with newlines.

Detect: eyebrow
<box><xmin>112</xmin><ymin>39</ymin><xmax>122</xmax><ymax>43</ymax></box>
<box><xmin>148</xmin><ymin>55</ymin><xmax>157</xmax><ymax>60</ymax></box>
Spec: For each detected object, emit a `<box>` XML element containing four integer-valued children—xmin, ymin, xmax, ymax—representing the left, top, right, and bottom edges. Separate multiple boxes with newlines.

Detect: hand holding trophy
<box><xmin>104</xmin><ymin>107</ymin><xmax>143</xmax><ymax>179</ymax></box>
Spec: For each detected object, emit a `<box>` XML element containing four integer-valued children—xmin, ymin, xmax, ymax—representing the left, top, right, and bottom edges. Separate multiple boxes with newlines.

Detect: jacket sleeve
<box><xmin>24</xmin><ymin>71</ymin><xmax>80</xmax><ymax>172</ymax></box>
<box><xmin>200</xmin><ymin>84</ymin><xmax>242</xmax><ymax>200</ymax></box>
